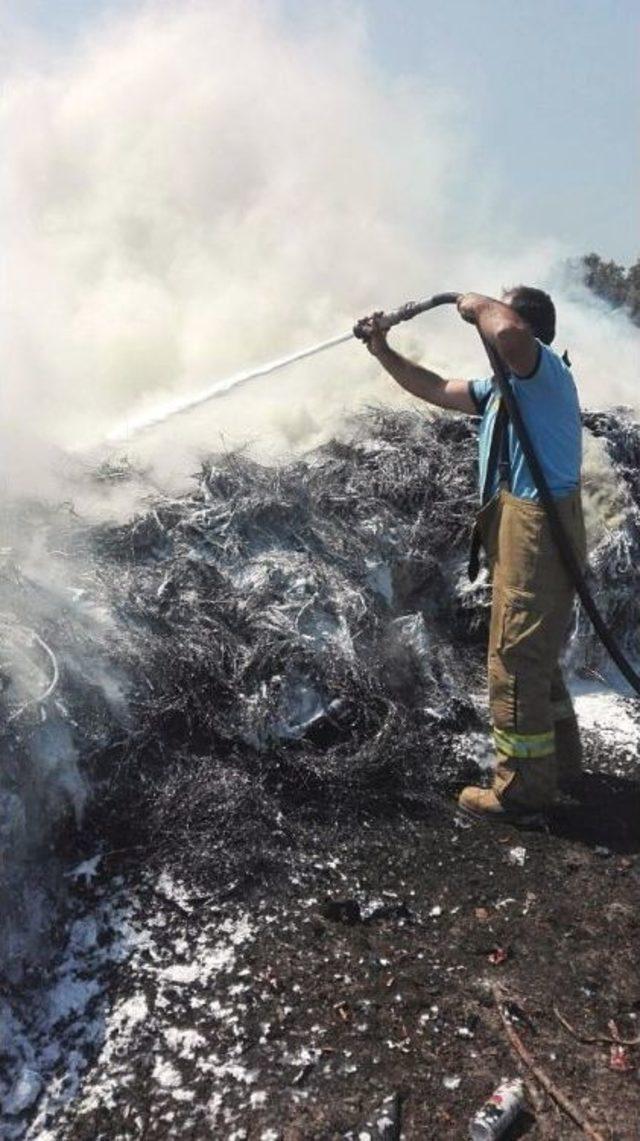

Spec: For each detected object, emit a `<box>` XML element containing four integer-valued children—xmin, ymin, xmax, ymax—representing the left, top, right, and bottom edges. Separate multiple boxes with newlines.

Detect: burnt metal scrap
<box><xmin>82</xmin><ymin>408</ymin><xmax>484</xmax><ymax>890</ymax></box>
<box><xmin>1</xmin><ymin>407</ymin><xmax>639</xmax><ymax>914</ymax></box>
<box><xmin>582</xmin><ymin>408</ymin><xmax>640</xmax><ymax>502</ymax></box>
<box><xmin>577</xmin><ymin>409</ymin><xmax>640</xmax><ymax>679</ymax></box>
<box><xmin>0</xmin><ymin>410</ymin><xmax>482</xmax><ymax>910</ymax></box>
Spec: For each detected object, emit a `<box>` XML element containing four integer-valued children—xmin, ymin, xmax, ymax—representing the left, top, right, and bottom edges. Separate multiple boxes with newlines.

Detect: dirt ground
<box><xmin>36</xmin><ymin>724</ymin><xmax>638</xmax><ymax>1141</ymax></box>
<box><xmin>215</xmin><ymin>765</ymin><xmax>640</xmax><ymax>1140</ymax></box>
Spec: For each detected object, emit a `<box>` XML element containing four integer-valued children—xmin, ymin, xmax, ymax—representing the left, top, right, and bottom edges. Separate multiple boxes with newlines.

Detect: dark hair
<box><xmin>505</xmin><ymin>285</ymin><xmax>556</xmax><ymax>344</ymax></box>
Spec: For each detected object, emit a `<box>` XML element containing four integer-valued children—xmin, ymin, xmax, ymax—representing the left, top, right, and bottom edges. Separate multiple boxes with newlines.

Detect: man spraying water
<box><xmin>358</xmin><ymin>288</ymin><xmax>586</xmax><ymax>819</ymax></box>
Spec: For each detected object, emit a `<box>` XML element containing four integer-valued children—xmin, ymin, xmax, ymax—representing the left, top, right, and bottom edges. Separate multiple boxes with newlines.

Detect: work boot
<box><xmin>457</xmin><ymin>784</ymin><xmax>507</xmax><ymax>818</ymax></box>
<box><xmin>495</xmin><ymin>751</ymin><xmax>557</xmax><ymax>811</ymax></box>
<box><xmin>555</xmin><ymin>714</ymin><xmax>585</xmax><ymax>793</ymax></box>
<box><xmin>458</xmin><ymin>751</ymin><xmax>557</xmax><ymax>819</ymax></box>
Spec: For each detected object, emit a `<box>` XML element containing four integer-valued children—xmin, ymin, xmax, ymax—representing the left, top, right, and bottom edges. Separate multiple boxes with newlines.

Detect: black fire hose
<box><xmin>355</xmin><ymin>292</ymin><xmax>640</xmax><ymax>696</ymax></box>
<box><xmin>480</xmin><ymin>329</ymin><xmax>640</xmax><ymax>697</ymax></box>
<box><xmin>353</xmin><ymin>291</ymin><xmax>462</xmax><ymax>336</ymax></box>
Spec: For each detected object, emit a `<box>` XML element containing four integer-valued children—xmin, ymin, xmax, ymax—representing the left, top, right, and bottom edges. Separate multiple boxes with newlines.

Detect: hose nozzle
<box><xmin>353</xmin><ymin>291</ymin><xmax>461</xmax><ymax>340</ymax></box>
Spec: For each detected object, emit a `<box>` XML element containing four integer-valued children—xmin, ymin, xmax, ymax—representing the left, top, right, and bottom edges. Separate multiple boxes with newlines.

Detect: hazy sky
<box><xmin>5</xmin><ymin>0</ymin><xmax>638</xmax><ymax>264</ymax></box>
<box><xmin>364</xmin><ymin>0</ymin><xmax>638</xmax><ymax>265</ymax></box>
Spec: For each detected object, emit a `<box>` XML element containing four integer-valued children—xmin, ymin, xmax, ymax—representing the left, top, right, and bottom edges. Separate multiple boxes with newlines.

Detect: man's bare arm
<box><xmin>360</xmin><ymin>316</ymin><xmax>477</xmax><ymax>415</ymax></box>
<box><xmin>457</xmin><ymin>293</ymin><xmax>539</xmax><ymax>377</ymax></box>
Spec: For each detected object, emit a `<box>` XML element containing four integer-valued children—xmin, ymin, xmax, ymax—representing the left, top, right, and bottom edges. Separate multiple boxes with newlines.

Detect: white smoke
<box><xmin>0</xmin><ymin>0</ymin><xmax>638</xmax><ymax>496</ymax></box>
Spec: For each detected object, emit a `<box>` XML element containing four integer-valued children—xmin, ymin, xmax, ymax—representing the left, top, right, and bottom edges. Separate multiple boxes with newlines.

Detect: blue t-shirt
<box><xmin>469</xmin><ymin>343</ymin><xmax>582</xmax><ymax>501</ymax></box>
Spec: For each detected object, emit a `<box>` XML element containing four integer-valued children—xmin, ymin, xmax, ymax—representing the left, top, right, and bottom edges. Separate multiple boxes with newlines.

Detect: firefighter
<box><xmin>360</xmin><ymin>288</ymin><xmax>586</xmax><ymax>817</ymax></box>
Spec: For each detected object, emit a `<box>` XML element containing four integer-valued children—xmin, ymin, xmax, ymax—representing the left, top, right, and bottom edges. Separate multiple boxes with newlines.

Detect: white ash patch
<box><xmin>0</xmin><ymin>869</ymin><xmax>256</xmax><ymax>1140</ymax></box>
<box><xmin>155</xmin><ymin>870</ymin><xmax>194</xmax><ymax>912</ymax></box>
<box><xmin>163</xmin><ymin>1027</ymin><xmax>207</xmax><ymax>1057</ymax></box>
<box><xmin>160</xmin><ymin>961</ymin><xmax>203</xmax><ymax>984</ymax></box>
<box><xmin>573</xmin><ymin>686</ymin><xmax>639</xmax><ymax>752</ymax></box>
<box><xmin>455</xmin><ymin>729</ymin><xmax>493</xmax><ymax>771</ymax></box>
<box><xmin>153</xmin><ymin>1058</ymin><xmax>182</xmax><ymax>1089</ymax></box>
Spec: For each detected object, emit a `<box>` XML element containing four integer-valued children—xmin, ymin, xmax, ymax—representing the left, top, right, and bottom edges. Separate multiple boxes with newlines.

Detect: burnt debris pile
<box><xmin>578</xmin><ymin>409</ymin><xmax>640</xmax><ymax>680</ymax></box>
<box><xmin>2</xmin><ymin>410</ymin><xmax>481</xmax><ymax>911</ymax></box>
<box><xmin>82</xmin><ymin>409</ymin><xmax>484</xmax><ymax>890</ymax></box>
<box><xmin>2</xmin><ymin>406</ymin><xmax>640</xmax><ymax>910</ymax></box>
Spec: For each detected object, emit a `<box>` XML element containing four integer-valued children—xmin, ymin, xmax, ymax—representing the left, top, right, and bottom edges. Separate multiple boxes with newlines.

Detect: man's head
<box><xmin>502</xmin><ymin>285</ymin><xmax>556</xmax><ymax>345</ymax></box>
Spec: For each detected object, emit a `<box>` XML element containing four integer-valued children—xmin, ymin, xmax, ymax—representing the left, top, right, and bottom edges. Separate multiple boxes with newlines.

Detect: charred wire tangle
<box><xmin>1</xmin><ymin>407</ymin><xmax>639</xmax><ymax>925</ymax></box>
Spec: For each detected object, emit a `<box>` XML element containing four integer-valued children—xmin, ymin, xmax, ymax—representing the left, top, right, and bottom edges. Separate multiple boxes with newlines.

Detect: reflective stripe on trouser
<box><xmin>493</xmin><ymin>727</ymin><xmax>555</xmax><ymax>758</ymax></box>
<box><xmin>493</xmin><ymin>672</ymin><xmax>575</xmax><ymax>759</ymax></box>
<box><xmin>475</xmin><ymin>488</ymin><xmax>587</xmax><ymax>808</ymax></box>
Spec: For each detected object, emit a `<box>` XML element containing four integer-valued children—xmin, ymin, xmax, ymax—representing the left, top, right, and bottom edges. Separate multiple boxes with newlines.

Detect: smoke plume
<box><xmin>2</xmin><ymin>0</ymin><xmax>637</xmax><ymax>497</ymax></box>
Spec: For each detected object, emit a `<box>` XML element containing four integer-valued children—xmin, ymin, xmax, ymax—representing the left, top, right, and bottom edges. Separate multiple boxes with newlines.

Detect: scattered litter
<box><xmin>292</xmin><ymin>1061</ymin><xmax>315</xmax><ymax>1086</ymax></box>
<box><xmin>320</xmin><ymin>897</ymin><xmax>412</xmax><ymax>925</ymax></box>
<box><xmin>375</xmin><ymin>1092</ymin><xmax>403</xmax><ymax>1140</ymax></box>
<box><xmin>468</xmin><ymin>1077</ymin><xmax>524</xmax><ymax>1140</ymax></box>
<box><xmin>506</xmin><ymin>847</ymin><xmax>526</xmax><ymax>867</ymax></box>
<box><xmin>362</xmin><ymin>900</ymin><xmax>413</xmax><ymax>924</ymax></box>
<box><xmin>493</xmin><ymin>983</ymin><xmax>605</xmax><ymax>1137</ymax></box>
<box><xmin>609</xmin><ymin>1045</ymin><xmax>634</xmax><ymax>1072</ymax></box>
<box><xmin>454</xmin><ymin>813</ymin><xmax>473</xmax><ymax>830</ymax></box>
<box><xmin>488</xmin><ymin>947</ymin><xmax>509</xmax><ymax>966</ymax></box>
<box><xmin>358</xmin><ymin>1092</ymin><xmax>402</xmax><ymax>1141</ymax></box>
<box><xmin>522</xmin><ymin>892</ymin><xmax>536</xmax><ymax>915</ymax></box>
<box><xmin>443</xmin><ymin>1075</ymin><xmax>461</xmax><ymax>1090</ymax></box>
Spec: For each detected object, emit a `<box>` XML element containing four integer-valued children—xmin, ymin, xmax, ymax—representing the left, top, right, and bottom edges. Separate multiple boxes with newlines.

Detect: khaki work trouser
<box><xmin>476</xmin><ymin>489</ymin><xmax>587</xmax><ymax>809</ymax></box>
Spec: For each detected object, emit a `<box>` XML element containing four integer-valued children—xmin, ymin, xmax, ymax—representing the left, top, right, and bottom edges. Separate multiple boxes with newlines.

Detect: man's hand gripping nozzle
<box><xmin>353</xmin><ymin>311</ymin><xmax>390</xmax><ymax>358</ymax></box>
